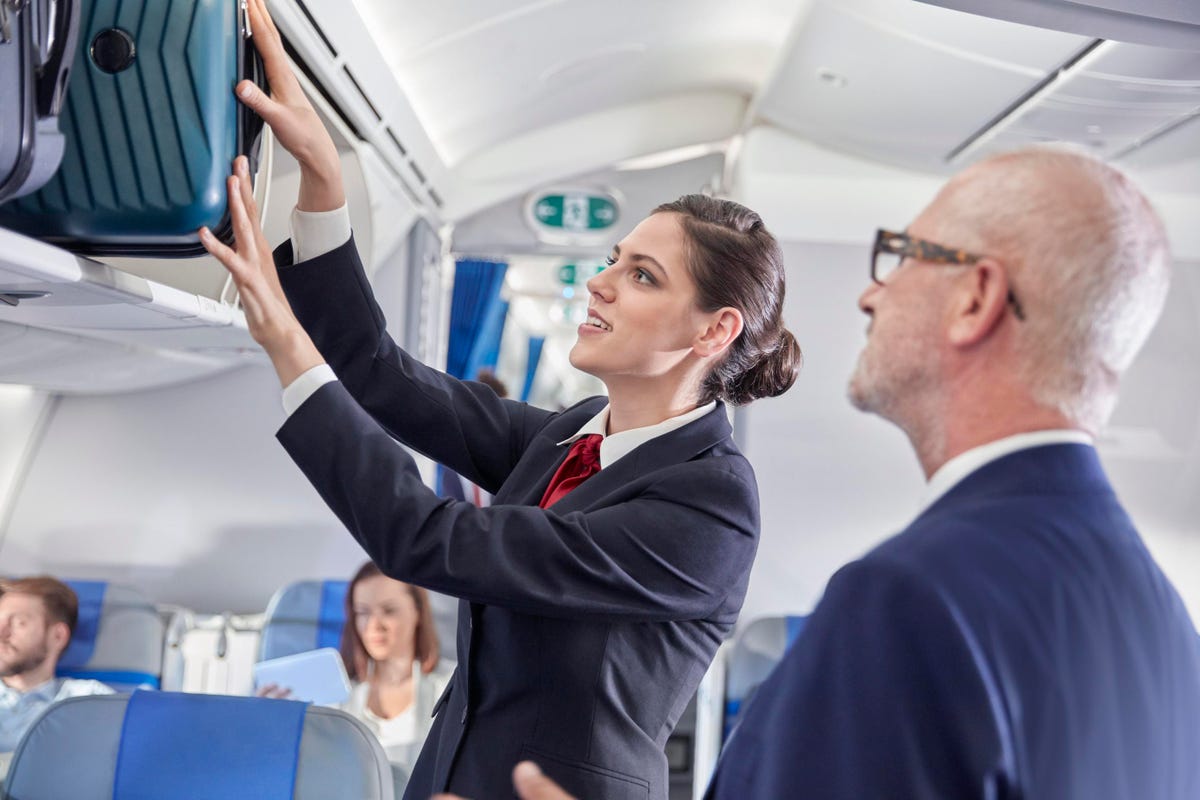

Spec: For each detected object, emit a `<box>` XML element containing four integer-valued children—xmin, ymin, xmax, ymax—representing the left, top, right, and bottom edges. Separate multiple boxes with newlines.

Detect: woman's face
<box><xmin>352</xmin><ymin>575</ymin><xmax>419</xmax><ymax>664</ymax></box>
<box><xmin>569</xmin><ymin>212</ymin><xmax>712</xmax><ymax>384</ymax></box>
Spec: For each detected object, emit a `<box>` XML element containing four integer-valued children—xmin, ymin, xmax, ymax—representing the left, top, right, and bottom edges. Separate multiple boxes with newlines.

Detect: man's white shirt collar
<box><xmin>920</xmin><ymin>429</ymin><xmax>1095</xmax><ymax>512</ymax></box>
<box><xmin>557</xmin><ymin>402</ymin><xmax>718</xmax><ymax>469</ymax></box>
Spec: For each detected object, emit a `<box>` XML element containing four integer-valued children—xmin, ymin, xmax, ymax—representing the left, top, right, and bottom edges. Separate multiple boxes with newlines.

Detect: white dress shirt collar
<box><xmin>920</xmin><ymin>429</ymin><xmax>1094</xmax><ymax>512</ymax></box>
<box><xmin>557</xmin><ymin>401</ymin><xmax>718</xmax><ymax>469</ymax></box>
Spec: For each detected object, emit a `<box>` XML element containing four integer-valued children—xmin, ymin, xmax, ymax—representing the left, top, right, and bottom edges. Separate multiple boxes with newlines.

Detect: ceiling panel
<box><xmin>350</xmin><ymin>0</ymin><xmax>801</xmax><ymax>165</ymax></box>
<box><xmin>917</xmin><ymin>0</ymin><xmax>1200</xmax><ymax>49</ymax></box>
<box><xmin>1121</xmin><ymin>116</ymin><xmax>1200</xmax><ymax>186</ymax></box>
<box><xmin>755</xmin><ymin>0</ymin><xmax>1090</xmax><ymax>172</ymax></box>
<box><xmin>975</xmin><ymin>43</ymin><xmax>1200</xmax><ymax>162</ymax></box>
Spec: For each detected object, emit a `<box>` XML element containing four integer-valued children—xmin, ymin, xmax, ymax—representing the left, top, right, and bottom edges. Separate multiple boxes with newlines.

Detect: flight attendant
<box><xmin>201</xmin><ymin>3</ymin><xmax>800</xmax><ymax>798</ymax></box>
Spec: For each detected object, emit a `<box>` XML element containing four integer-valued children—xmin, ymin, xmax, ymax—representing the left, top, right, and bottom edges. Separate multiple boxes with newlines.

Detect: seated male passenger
<box><xmin>0</xmin><ymin>577</ymin><xmax>113</xmax><ymax>760</ymax></box>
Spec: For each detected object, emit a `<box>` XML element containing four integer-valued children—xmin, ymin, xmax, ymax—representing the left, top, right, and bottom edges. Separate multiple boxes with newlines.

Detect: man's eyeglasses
<box><xmin>871</xmin><ymin>229</ymin><xmax>1025</xmax><ymax>321</ymax></box>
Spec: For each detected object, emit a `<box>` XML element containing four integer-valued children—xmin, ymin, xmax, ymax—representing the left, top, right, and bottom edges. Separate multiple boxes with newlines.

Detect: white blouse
<box><xmin>340</xmin><ymin>663</ymin><xmax>450</xmax><ymax>767</ymax></box>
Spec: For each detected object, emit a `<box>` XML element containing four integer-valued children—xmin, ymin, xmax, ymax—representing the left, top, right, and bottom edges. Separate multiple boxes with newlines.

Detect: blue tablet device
<box><xmin>253</xmin><ymin>647</ymin><xmax>352</xmax><ymax>705</ymax></box>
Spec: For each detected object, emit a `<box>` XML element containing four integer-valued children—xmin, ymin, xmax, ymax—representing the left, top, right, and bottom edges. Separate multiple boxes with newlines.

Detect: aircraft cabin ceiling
<box><xmin>350</xmin><ymin>0</ymin><xmax>799</xmax><ymax>168</ymax></box>
<box><xmin>350</xmin><ymin>0</ymin><xmax>1200</xmax><ymax>216</ymax></box>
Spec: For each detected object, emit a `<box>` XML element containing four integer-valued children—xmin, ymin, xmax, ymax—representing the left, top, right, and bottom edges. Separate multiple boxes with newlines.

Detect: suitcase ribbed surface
<box><xmin>2</xmin><ymin>0</ymin><xmax>238</xmax><ymax>244</ymax></box>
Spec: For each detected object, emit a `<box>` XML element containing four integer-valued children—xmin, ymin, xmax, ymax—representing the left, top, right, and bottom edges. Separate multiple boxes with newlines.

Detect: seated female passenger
<box><xmin>258</xmin><ymin>562</ymin><xmax>448</xmax><ymax>768</ymax></box>
<box><xmin>339</xmin><ymin>561</ymin><xmax>449</xmax><ymax>766</ymax></box>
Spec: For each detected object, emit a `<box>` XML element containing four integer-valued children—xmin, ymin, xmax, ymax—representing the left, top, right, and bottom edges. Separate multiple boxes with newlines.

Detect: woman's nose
<box><xmin>586</xmin><ymin>268</ymin><xmax>614</xmax><ymax>301</ymax></box>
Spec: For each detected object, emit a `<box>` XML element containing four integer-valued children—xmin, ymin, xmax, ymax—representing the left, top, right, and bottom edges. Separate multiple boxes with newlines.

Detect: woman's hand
<box><xmin>199</xmin><ymin>156</ymin><xmax>325</xmax><ymax>388</ymax></box>
<box><xmin>255</xmin><ymin>682</ymin><xmax>294</xmax><ymax>700</ymax></box>
<box><xmin>237</xmin><ymin>0</ymin><xmax>344</xmax><ymax>212</ymax></box>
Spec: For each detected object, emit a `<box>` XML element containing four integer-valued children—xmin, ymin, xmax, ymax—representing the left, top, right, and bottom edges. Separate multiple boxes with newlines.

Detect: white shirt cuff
<box><xmin>282</xmin><ymin>364</ymin><xmax>338</xmax><ymax>417</ymax></box>
<box><xmin>289</xmin><ymin>204</ymin><xmax>352</xmax><ymax>263</ymax></box>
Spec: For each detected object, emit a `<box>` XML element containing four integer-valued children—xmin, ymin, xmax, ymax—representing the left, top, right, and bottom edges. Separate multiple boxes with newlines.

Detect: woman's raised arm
<box><xmin>199</xmin><ymin>0</ymin><xmax>355</xmax><ymax>386</ymax></box>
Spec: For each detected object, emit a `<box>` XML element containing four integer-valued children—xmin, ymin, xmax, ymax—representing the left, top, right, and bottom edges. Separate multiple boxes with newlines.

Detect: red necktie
<box><xmin>539</xmin><ymin>434</ymin><xmax>603</xmax><ymax>508</ymax></box>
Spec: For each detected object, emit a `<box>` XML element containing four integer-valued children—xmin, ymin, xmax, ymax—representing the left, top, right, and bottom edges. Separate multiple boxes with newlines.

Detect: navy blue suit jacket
<box><xmin>274</xmin><ymin>237</ymin><xmax>760</xmax><ymax>800</ymax></box>
<box><xmin>707</xmin><ymin>443</ymin><xmax>1200</xmax><ymax>799</ymax></box>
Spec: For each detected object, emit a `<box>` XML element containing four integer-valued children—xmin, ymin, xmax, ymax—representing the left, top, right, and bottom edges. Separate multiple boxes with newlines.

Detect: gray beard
<box><xmin>847</xmin><ymin>347</ymin><xmax>946</xmax><ymax>464</ymax></box>
<box><xmin>0</xmin><ymin>641</ymin><xmax>50</xmax><ymax>679</ymax></box>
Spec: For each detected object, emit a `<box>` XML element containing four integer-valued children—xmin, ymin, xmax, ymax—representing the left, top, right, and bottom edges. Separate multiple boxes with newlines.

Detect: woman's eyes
<box><xmin>600</xmin><ymin>255</ymin><xmax>654</xmax><ymax>285</ymax></box>
<box><xmin>355</xmin><ymin>607</ymin><xmax>398</xmax><ymax>618</ymax></box>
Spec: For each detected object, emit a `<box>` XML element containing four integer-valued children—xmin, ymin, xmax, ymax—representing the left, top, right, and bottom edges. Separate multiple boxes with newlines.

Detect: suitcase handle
<box><xmin>0</xmin><ymin>0</ymin><xmax>27</xmax><ymax>46</ymax></box>
<box><xmin>239</xmin><ymin>2</ymin><xmax>269</xmax><ymax>183</ymax></box>
<box><xmin>34</xmin><ymin>0</ymin><xmax>79</xmax><ymax>117</ymax></box>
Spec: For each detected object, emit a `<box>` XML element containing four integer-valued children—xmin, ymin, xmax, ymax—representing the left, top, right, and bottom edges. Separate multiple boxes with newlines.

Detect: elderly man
<box><xmin>0</xmin><ymin>577</ymin><xmax>112</xmax><ymax>758</ymax></box>
<box><xmin>706</xmin><ymin>147</ymin><xmax>1200</xmax><ymax>797</ymax></box>
<box><xmin>445</xmin><ymin>147</ymin><xmax>1200</xmax><ymax>799</ymax></box>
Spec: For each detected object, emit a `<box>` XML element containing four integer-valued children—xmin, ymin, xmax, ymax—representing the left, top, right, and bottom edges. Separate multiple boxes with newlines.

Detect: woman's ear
<box><xmin>694</xmin><ymin>307</ymin><xmax>744</xmax><ymax>358</ymax></box>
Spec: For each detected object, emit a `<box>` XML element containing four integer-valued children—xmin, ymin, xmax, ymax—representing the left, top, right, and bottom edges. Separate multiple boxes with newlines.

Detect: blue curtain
<box><xmin>446</xmin><ymin>259</ymin><xmax>508</xmax><ymax>380</ymax></box>
<box><xmin>436</xmin><ymin>463</ymin><xmax>467</xmax><ymax>501</ymax></box>
<box><xmin>522</xmin><ymin>337</ymin><xmax>546</xmax><ymax>402</ymax></box>
<box><xmin>439</xmin><ymin>259</ymin><xmax>507</xmax><ymax>500</ymax></box>
<box><xmin>474</xmin><ymin>299</ymin><xmax>509</xmax><ymax>375</ymax></box>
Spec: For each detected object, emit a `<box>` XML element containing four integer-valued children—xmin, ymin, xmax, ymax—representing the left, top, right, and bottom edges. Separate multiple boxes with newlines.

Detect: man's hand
<box><xmin>432</xmin><ymin>762</ymin><xmax>576</xmax><ymax>800</ymax></box>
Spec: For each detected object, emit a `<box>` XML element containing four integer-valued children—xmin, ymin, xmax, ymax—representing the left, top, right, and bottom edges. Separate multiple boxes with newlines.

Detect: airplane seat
<box><xmin>55</xmin><ymin>580</ymin><xmax>165</xmax><ymax>692</ymax></box>
<box><xmin>723</xmin><ymin>615</ymin><xmax>808</xmax><ymax>740</ymax></box>
<box><xmin>260</xmin><ymin>579</ymin><xmax>458</xmax><ymax>667</ymax></box>
<box><xmin>1</xmin><ymin>691</ymin><xmax>395</xmax><ymax>799</ymax></box>
<box><xmin>259</xmin><ymin>580</ymin><xmax>350</xmax><ymax>662</ymax></box>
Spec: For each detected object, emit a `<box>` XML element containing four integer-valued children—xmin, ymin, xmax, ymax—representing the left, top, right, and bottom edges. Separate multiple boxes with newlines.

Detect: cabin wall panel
<box><xmin>0</xmin><ymin>387</ymin><xmax>54</xmax><ymax>551</ymax></box>
<box><xmin>2</xmin><ymin>365</ymin><xmax>369</xmax><ymax>614</ymax></box>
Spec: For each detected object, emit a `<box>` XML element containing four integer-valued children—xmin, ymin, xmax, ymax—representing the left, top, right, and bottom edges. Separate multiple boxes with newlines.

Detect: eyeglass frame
<box><xmin>871</xmin><ymin>229</ymin><xmax>1025</xmax><ymax>321</ymax></box>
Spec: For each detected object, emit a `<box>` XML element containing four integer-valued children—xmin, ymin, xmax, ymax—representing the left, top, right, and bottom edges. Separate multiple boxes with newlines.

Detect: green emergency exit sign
<box><xmin>532</xmin><ymin>192</ymin><xmax>618</xmax><ymax>233</ymax></box>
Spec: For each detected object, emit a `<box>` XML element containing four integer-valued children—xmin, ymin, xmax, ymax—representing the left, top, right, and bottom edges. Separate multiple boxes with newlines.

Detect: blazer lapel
<box><xmin>548</xmin><ymin>403</ymin><xmax>734</xmax><ymax>514</ymax></box>
<box><xmin>492</xmin><ymin>397</ymin><xmax>608</xmax><ymax>507</ymax></box>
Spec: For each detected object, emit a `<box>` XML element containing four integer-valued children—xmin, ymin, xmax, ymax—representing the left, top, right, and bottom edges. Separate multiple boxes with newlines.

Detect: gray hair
<box><xmin>934</xmin><ymin>146</ymin><xmax>1171</xmax><ymax>433</ymax></box>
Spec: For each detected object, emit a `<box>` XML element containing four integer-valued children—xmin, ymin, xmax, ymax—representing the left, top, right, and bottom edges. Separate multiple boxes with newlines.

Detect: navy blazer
<box><xmin>706</xmin><ymin>443</ymin><xmax>1200</xmax><ymax>799</ymax></box>
<box><xmin>274</xmin><ymin>237</ymin><xmax>760</xmax><ymax>800</ymax></box>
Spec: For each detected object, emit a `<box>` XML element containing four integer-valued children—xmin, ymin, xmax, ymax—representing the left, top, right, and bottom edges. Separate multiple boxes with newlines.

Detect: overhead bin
<box><xmin>0</xmin><ymin>320</ymin><xmax>235</xmax><ymax>394</ymax></box>
<box><xmin>0</xmin><ymin>0</ymin><xmax>445</xmax><ymax>394</ymax></box>
<box><xmin>0</xmin><ymin>228</ymin><xmax>249</xmax><ymax>392</ymax></box>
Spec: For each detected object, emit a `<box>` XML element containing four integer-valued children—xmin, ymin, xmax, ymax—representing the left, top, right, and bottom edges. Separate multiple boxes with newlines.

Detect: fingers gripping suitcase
<box><xmin>0</xmin><ymin>0</ymin><xmax>81</xmax><ymax>203</ymax></box>
<box><xmin>0</xmin><ymin>0</ymin><xmax>267</xmax><ymax>256</ymax></box>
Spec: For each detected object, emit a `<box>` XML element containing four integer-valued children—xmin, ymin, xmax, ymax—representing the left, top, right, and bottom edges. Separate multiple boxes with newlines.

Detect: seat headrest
<box><xmin>3</xmin><ymin>692</ymin><xmax>395</xmax><ymax>799</ymax></box>
<box><xmin>60</xmin><ymin>580</ymin><xmax>106</xmax><ymax>667</ymax></box>
<box><xmin>260</xmin><ymin>580</ymin><xmax>348</xmax><ymax>662</ymax></box>
<box><xmin>55</xmin><ymin>581</ymin><xmax>164</xmax><ymax>690</ymax></box>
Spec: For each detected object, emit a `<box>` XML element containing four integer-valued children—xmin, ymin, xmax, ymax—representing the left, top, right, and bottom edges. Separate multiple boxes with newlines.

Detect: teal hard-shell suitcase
<box><xmin>0</xmin><ymin>0</ymin><xmax>266</xmax><ymax>256</ymax></box>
